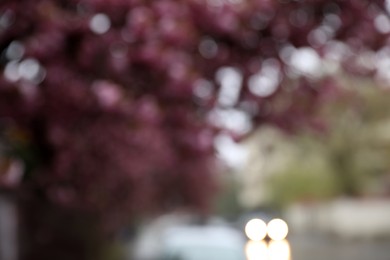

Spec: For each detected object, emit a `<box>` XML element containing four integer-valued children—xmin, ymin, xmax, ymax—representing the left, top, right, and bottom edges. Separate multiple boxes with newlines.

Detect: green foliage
<box><xmin>320</xmin><ymin>78</ymin><xmax>390</xmax><ymax>196</ymax></box>
<box><xmin>267</xmin><ymin>141</ymin><xmax>340</xmax><ymax>207</ymax></box>
<box><xmin>266</xmin><ymin>79</ymin><xmax>390</xmax><ymax>206</ymax></box>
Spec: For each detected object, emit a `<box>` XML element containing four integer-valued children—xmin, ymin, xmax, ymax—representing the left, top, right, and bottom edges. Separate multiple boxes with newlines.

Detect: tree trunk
<box><xmin>18</xmin><ymin>197</ymin><xmax>111</xmax><ymax>260</ymax></box>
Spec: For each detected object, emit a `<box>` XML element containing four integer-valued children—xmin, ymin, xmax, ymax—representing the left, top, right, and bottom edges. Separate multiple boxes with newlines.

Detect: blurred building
<box><xmin>237</xmin><ymin>125</ymin><xmax>297</xmax><ymax>209</ymax></box>
<box><xmin>237</xmin><ymin>116</ymin><xmax>390</xmax><ymax>239</ymax></box>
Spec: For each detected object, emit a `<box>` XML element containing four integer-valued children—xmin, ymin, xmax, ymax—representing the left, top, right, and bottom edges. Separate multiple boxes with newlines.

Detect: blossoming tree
<box><xmin>0</xmin><ymin>0</ymin><xmax>389</xmax><ymax>258</ymax></box>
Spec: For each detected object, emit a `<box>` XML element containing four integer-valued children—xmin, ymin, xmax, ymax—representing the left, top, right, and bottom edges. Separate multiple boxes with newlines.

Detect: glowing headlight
<box><xmin>245</xmin><ymin>240</ymin><xmax>268</xmax><ymax>260</ymax></box>
<box><xmin>268</xmin><ymin>240</ymin><xmax>290</xmax><ymax>260</ymax></box>
<box><xmin>267</xmin><ymin>218</ymin><xmax>289</xmax><ymax>241</ymax></box>
<box><xmin>245</xmin><ymin>218</ymin><xmax>267</xmax><ymax>241</ymax></box>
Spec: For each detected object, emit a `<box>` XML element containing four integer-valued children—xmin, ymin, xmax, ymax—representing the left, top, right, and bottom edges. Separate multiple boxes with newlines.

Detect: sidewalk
<box><xmin>0</xmin><ymin>194</ymin><xmax>17</xmax><ymax>260</ymax></box>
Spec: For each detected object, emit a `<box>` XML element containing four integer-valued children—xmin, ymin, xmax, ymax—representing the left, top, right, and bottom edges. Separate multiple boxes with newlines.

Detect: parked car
<box><xmin>158</xmin><ymin>225</ymin><xmax>246</xmax><ymax>260</ymax></box>
<box><xmin>132</xmin><ymin>213</ymin><xmax>246</xmax><ymax>260</ymax></box>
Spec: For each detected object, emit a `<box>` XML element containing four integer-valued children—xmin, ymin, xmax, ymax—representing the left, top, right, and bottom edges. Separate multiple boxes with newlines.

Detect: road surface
<box><xmin>289</xmin><ymin>233</ymin><xmax>390</xmax><ymax>260</ymax></box>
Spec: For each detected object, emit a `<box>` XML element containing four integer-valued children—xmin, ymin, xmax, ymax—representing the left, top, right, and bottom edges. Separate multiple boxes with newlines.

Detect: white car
<box><xmin>159</xmin><ymin>225</ymin><xmax>247</xmax><ymax>260</ymax></box>
<box><xmin>132</xmin><ymin>214</ymin><xmax>246</xmax><ymax>260</ymax></box>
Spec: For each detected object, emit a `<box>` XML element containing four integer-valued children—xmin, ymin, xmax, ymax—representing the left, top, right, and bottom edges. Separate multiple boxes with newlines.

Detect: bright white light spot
<box><xmin>290</xmin><ymin>47</ymin><xmax>322</xmax><ymax>78</ymax></box>
<box><xmin>268</xmin><ymin>240</ymin><xmax>291</xmax><ymax>260</ymax></box>
<box><xmin>216</xmin><ymin>67</ymin><xmax>243</xmax><ymax>106</ymax></box>
<box><xmin>267</xmin><ymin>219</ymin><xmax>288</xmax><ymax>241</ymax></box>
<box><xmin>245</xmin><ymin>240</ymin><xmax>268</xmax><ymax>260</ymax></box>
<box><xmin>18</xmin><ymin>58</ymin><xmax>41</xmax><ymax>81</ymax></box>
<box><xmin>375</xmin><ymin>14</ymin><xmax>390</xmax><ymax>34</ymax></box>
<box><xmin>249</xmin><ymin>59</ymin><xmax>281</xmax><ymax>97</ymax></box>
<box><xmin>249</xmin><ymin>73</ymin><xmax>279</xmax><ymax>97</ymax></box>
<box><xmin>245</xmin><ymin>239</ymin><xmax>291</xmax><ymax>260</ymax></box>
<box><xmin>193</xmin><ymin>78</ymin><xmax>213</xmax><ymax>100</ymax></box>
<box><xmin>245</xmin><ymin>218</ymin><xmax>268</xmax><ymax>241</ymax></box>
<box><xmin>209</xmin><ymin>108</ymin><xmax>252</xmax><ymax>135</ymax></box>
<box><xmin>214</xmin><ymin>133</ymin><xmax>248</xmax><ymax>169</ymax></box>
<box><xmin>90</xmin><ymin>13</ymin><xmax>111</xmax><ymax>34</ymax></box>
<box><xmin>199</xmin><ymin>37</ymin><xmax>218</xmax><ymax>59</ymax></box>
<box><xmin>6</xmin><ymin>41</ymin><xmax>24</xmax><ymax>60</ymax></box>
<box><xmin>4</xmin><ymin>61</ymin><xmax>20</xmax><ymax>82</ymax></box>
<box><xmin>375</xmin><ymin>47</ymin><xmax>390</xmax><ymax>84</ymax></box>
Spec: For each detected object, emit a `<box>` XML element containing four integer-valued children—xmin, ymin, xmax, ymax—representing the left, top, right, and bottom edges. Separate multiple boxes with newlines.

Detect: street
<box><xmin>289</xmin><ymin>234</ymin><xmax>390</xmax><ymax>260</ymax></box>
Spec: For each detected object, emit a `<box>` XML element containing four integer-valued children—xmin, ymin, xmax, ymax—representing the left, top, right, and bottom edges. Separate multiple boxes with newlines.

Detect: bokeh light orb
<box><xmin>267</xmin><ymin>218</ymin><xmax>289</xmax><ymax>241</ymax></box>
<box><xmin>245</xmin><ymin>218</ymin><xmax>267</xmax><ymax>241</ymax></box>
<box><xmin>268</xmin><ymin>240</ymin><xmax>291</xmax><ymax>260</ymax></box>
<box><xmin>245</xmin><ymin>240</ymin><xmax>268</xmax><ymax>260</ymax></box>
